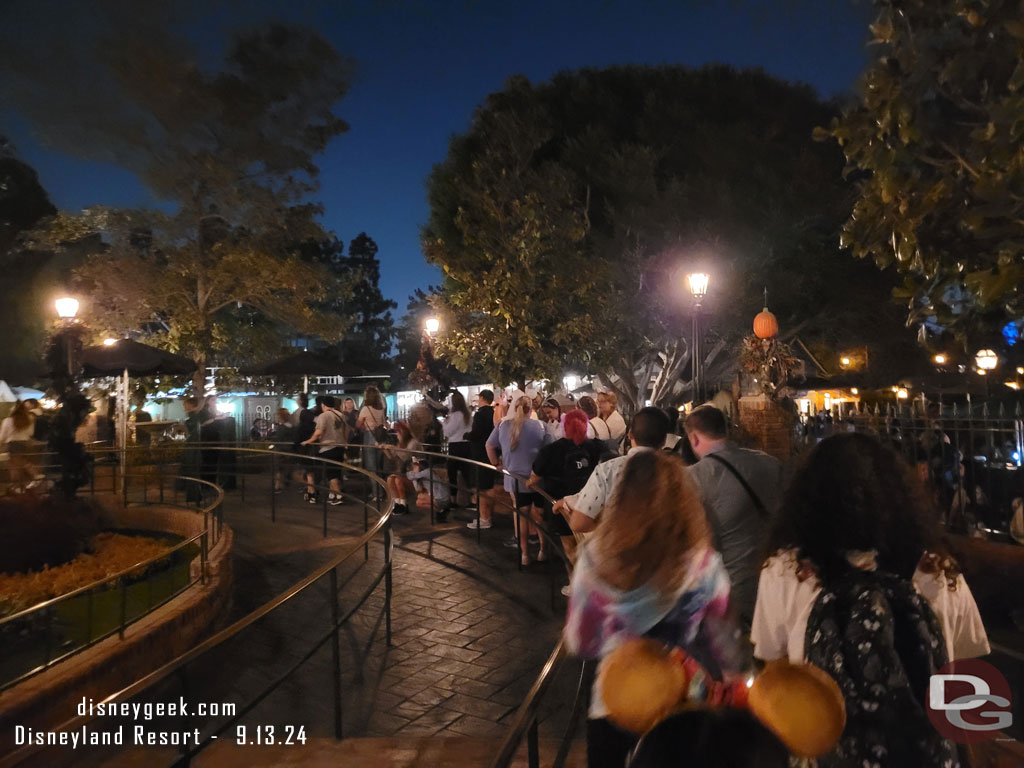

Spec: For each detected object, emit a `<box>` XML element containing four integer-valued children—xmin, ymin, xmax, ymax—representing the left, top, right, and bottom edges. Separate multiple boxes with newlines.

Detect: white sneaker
<box><xmin>466</xmin><ymin>519</ymin><xmax>492</xmax><ymax>529</ymax></box>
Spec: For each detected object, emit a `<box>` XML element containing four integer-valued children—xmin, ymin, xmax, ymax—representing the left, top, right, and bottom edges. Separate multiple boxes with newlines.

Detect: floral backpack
<box><xmin>804</xmin><ymin>569</ymin><xmax>960</xmax><ymax>768</ymax></box>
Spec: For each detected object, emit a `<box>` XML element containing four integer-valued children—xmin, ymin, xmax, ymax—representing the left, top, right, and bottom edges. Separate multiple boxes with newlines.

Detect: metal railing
<box><xmin>0</xmin><ymin>465</ymin><xmax>223</xmax><ymax>691</ymax></box>
<box><xmin>0</xmin><ymin>447</ymin><xmax>394</xmax><ymax>768</ymax></box>
<box><xmin>801</xmin><ymin>400</ymin><xmax>1024</xmax><ymax>538</ymax></box>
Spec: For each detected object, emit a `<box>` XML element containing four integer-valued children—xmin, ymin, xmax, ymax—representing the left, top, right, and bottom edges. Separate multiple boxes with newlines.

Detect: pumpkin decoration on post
<box><xmin>753</xmin><ymin>306</ymin><xmax>778</xmax><ymax>340</ymax></box>
<box><xmin>740</xmin><ymin>291</ymin><xmax>796</xmax><ymax>399</ymax></box>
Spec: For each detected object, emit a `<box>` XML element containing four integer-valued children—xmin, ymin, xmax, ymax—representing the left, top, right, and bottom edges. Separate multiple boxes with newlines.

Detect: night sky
<box><xmin>2</xmin><ymin>0</ymin><xmax>873</xmax><ymax>310</ymax></box>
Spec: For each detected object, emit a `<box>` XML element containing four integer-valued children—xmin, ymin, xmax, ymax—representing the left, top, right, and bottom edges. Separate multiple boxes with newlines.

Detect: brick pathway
<box><xmin>210</xmin><ymin>470</ymin><xmax>581</xmax><ymax>752</ymax></box>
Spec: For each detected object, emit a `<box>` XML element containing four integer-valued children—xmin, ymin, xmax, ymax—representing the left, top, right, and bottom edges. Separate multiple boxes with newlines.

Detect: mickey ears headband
<box><xmin>598</xmin><ymin>638</ymin><xmax>845</xmax><ymax>759</ymax></box>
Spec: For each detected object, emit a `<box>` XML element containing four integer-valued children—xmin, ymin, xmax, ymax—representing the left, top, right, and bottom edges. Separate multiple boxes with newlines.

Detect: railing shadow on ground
<box><xmin>227</xmin><ymin>440</ymin><xmax>590</xmax><ymax>768</ymax></box>
<box><xmin>1</xmin><ymin>442</ymin><xmax>590</xmax><ymax>768</ymax></box>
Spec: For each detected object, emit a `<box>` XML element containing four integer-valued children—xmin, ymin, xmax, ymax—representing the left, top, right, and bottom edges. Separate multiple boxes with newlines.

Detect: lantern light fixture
<box><xmin>975</xmin><ymin>349</ymin><xmax>998</xmax><ymax>370</ymax></box>
<box><xmin>896</xmin><ymin>388</ymin><xmax>909</xmax><ymax>399</ymax></box>
<box><xmin>55</xmin><ymin>297</ymin><xmax>79</xmax><ymax>319</ymax></box>
<box><xmin>103</xmin><ymin>338</ymin><xmax>117</xmax><ymax>346</ymax></box>
<box><xmin>1017</xmin><ymin>367</ymin><xmax>1024</xmax><ymax>375</ymax></box>
<box><xmin>850</xmin><ymin>387</ymin><xmax>859</xmax><ymax>395</ymax></box>
<box><xmin>424</xmin><ymin>317</ymin><xmax>440</xmax><ymax>336</ymax></box>
<box><xmin>933</xmin><ymin>354</ymin><xmax>946</xmax><ymax>365</ymax></box>
<box><xmin>977</xmin><ymin>369</ymin><xmax>986</xmax><ymax>376</ymax></box>
<box><xmin>686</xmin><ymin>272</ymin><xmax>709</xmax><ymax>302</ymax></box>
<box><xmin>840</xmin><ymin>357</ymin><xmax>851</xmax><ymax>367</ymax></box>
<box><xmin>1007</xmin><ymin>382</ymin><xmax>1020</xmax><ymax>391</ymax></box>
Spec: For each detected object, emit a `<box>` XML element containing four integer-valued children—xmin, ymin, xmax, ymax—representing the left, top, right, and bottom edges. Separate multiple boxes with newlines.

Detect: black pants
<box><xmin>446</xmin><ymin>441</ymin><xmax>472</xmax><ymax>500</ymax></box>
<box><xmin>587</xmin><ymin>717</ymin><xmax>638</xmax><ymax>768</ymax></box>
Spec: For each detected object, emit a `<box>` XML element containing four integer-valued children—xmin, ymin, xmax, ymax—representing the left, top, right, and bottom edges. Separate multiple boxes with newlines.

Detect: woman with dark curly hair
<box><xmin>751</xmin><ymin>433</ymin><xmax>988</xmax><ymax>768</ymax></box>
<box><xmin>752</xmin><ymin>432</ymin><xmax>988</xmax><ymax>665</ymax></box>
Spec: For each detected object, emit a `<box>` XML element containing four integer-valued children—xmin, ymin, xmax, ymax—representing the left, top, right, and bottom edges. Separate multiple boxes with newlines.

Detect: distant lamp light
<box><xmin>1007</xmin><ymin>381</ymin><xmax>1020</xmax><ymax>391</ymax></box>
<box><xmin>897</xmin><ymin>388</ymin><xmax>909</xmax><ymax>399</ymax></box>
<box><xmin>975</xmin><ymin>349</ymin><xmax>998</xmax><ymax>370</ymax></box>
<box><xmin>933</xmin><ymin>354</ymin><xmax>946</xmax><ymax>365</ymax></box>
<box><xmin>55</xmin><ymin>297</ymin><xmax>79</xmax><ymax>319</ymax></box>
<box><xmin>977</xmin><ymin>369</ymin><xmax>986</xmax><ymax>376</ymax></box>
<box><xmin>1017</xmin><ymin>367</ymin><xmax>1024</xmax><ymax>375</ymax></box>
<box><xmin>103</xmin><ymin>338</ymin><xmax>117</xmax><ymax>346</ymax></box>
<box><xmin>891</xmin><ymin>386</ymin><xmax>900</xmax><ymax>393</ymax></box>
<box><xmin>850</xmin><ymin>387</ymin><xmax>859</xmax><ymax>395</ymax></box>
<box><xmin>424</xmin><ymin>317</ymin><xmax>440</xmax><ymax>336</ymax></box>
<box><xmin>686</xmin><ymin>272</ymin><xmax>709</xmax><ymax>301</ymax></box>
<box><xmin>562</xmin><ymin>374</ymin><xmax>579</xmax><ymax>392</ymax></box>
<box><xmin>840</xmin><ymin>357</ymin><xmax>852</xmax><ymax>367</ymax></box>
<box><xmin>216</xmin><ymin>401</ymin><xmax>233</xmax><ymax>415</ymax></box>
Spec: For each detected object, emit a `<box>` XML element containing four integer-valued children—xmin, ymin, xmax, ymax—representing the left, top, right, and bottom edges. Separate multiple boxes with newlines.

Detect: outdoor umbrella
<box><xmin>80</xmin><ymin>339</ymin><xmax>197</xmax><ymax>484</ymax></box>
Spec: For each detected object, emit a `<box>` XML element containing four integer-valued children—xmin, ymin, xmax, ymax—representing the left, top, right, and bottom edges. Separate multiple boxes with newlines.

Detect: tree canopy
<box><xmin>424</xmin><ymin>65</ymin><xmax>916</xmax><ymax>409</ymax></box>
<box><xmin>0</xmin><ymin>139</ymin><xmax>58</xmax><ymax>382</ymax></box>
<box><xmin>14</xmin><ymin>23</ymin><xmax>355</xmax><ymax>393</ymax></box>
<box><xmin>827</xmin><ymin>0</ymin><xmax>1024</xmax><ymax>344</ymax></box>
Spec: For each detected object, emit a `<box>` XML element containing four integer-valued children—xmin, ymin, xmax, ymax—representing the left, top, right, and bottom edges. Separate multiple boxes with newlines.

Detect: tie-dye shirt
<box><xmin>564</xmin><ymin>542</ymin><xmax>740</xmax><ymax>719</ymax></box>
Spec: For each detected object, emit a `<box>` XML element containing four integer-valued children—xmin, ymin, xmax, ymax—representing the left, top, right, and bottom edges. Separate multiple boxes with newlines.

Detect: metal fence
<box><xmin>0</xmin><ymin>457</ymin><xmax>223</xmax><ymax>692</ymax></box>
<box><xmin>800</xmin><ymin>400</ymin><xmax>1024</xmax><ymax>538</ymax></box>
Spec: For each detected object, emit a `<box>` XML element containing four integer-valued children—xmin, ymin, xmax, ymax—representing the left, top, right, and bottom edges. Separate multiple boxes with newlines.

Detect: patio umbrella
<box><xmin>80</xmin><ymin>339</ymin><xmax>197</xmax><ymax>486</ymax></box>
<box><xmin>81</xmin><ymin>339</ymin><xmax>196</xmax><ymax>378</ymax></box>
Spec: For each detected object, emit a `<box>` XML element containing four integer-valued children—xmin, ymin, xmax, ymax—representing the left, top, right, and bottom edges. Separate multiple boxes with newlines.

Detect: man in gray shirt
<box><xmin>684</xmin><ymin>405</ymin><xmax>781</xmax><ymax>630</ymax></box>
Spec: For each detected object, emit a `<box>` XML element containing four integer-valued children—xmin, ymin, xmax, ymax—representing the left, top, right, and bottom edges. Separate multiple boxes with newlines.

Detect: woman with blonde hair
<box><xmin>565</xmin><ymin>450</ymin><xmax>742</xmax><ymax>768</ymax></box>
<box><xmin>485</xmin><ymin>395</ymin><xmax>552</xmax><ymax>564</ymax></box>
<box><xmin>1</xmin><ymin>400</ymin><xmax>37</xmax><ymax>490</ymax></box>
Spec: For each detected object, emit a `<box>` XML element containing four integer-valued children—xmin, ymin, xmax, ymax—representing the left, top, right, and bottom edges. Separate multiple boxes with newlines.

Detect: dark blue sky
<box><xmin>5</xmin><ymin>0</ymin><xmax>873</xmax><ymax>311</ymax></box>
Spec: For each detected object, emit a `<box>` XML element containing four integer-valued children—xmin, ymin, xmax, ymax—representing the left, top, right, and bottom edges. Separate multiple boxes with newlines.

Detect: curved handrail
<box><xmin>0</xmin><ymin>447</ymin><xmax>394</xmax><ymax>768</ymax></box>
<box><xmin>0</xmin><ymin>474</ymin><xmax>222</xmax><ymax>623</ymax></box>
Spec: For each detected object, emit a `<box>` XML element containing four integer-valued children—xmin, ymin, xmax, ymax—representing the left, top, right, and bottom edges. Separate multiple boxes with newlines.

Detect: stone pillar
<box><xmin>738</xmin><ymin>394</ymin><xmax>792</xmax><ymax>461</ymax></box>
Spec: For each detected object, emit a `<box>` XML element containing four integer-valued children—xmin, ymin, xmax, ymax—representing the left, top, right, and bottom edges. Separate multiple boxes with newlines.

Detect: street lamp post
<box><xmin>55</xmin><ymin>297</ymin><xmax>80</xmax><ymax>377</ymax></box>
<box><xmin>687</xmin><ymin>273</ymin><xmax>709</xmax><ymax>404</ymax></box>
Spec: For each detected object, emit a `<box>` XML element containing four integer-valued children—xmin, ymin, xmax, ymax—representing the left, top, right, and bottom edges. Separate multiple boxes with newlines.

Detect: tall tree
<box><xmin>0</xmin><ymin>139</ymin><xmax>58</xmax><ymax>383</ymax></box>
<box><xmin>424</xmin><ymin>66</ymin><xmax>915</xmax><ymax>410</ymax></box>
<box><xmin>13</xmin><ymin>23</ymin><xmax>355</xmax><ymax>394</ymax></box>
<box><xmin>826</xmin><ymin>0</ymin><xmax>1024</xmax><ymax>344</ymax></box>
<box><xmin>337</xmin><ymin>233</ymin><xmax>397</xmax><ymax>370</ymax></box>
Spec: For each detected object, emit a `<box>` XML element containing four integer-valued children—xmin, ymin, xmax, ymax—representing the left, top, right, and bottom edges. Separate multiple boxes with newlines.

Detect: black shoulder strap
<box><xmin>706</xmin><ymin>453</ymin><xmax>768</xmax><ymax>518</ymax></box>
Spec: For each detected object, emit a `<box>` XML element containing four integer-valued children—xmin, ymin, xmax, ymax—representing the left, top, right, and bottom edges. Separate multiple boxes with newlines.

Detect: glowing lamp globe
<box><xmin>975</xmin><ymin>349</ymin><xmax>998</xmax><ymax>371</ymax></box>
<box><xmin>424</xmin><ymin>317</ymin><xmax>440</xmax><ymax>336</ymax></box>
<box><xmin>55</xmin><ymin>297</ymin><xmax>79</xmax><ymax>319</ymax></box>
<box><xmin>753</xmin><ymin>307</ymin><xmax>778</xmax><ymax>339</ymax></box>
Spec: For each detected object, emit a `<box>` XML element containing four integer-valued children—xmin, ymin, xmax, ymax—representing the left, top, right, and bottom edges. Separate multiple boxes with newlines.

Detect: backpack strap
<box><xmin>706</xmin><ymin>453</ymin><xmax>768</xmax><ymax>517</ymax></box>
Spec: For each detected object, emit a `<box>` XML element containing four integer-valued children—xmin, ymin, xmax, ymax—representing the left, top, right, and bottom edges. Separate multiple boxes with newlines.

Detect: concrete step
<box><xmin>194</xmin><ymin>736</ymin><xmax>586</xmax><ymax>767</ymax></box>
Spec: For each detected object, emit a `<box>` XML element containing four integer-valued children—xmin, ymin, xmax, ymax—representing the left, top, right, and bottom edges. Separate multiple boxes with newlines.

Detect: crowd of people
<box><xmin>551</xmin><ymin>405</ymin><xmax>992</xmax><ymax>768</ymax></box>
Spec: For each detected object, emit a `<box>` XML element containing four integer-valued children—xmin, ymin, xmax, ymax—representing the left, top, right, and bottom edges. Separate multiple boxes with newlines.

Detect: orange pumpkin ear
<box><xmin>599</xmin><ymin>639</ymin><xmax>687</xmax><ymax>734</ymax></box>
<box><xmin>747</xmin><ymin>662</ymin><xmax>845</xmax><ymax>758</ymax></box>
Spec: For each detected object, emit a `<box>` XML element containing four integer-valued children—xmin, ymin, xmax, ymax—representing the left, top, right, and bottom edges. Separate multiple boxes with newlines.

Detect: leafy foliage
<box><xmin>425</xmin><ymin>65</ymin><xmax>915</xmax><ymax>410</ymax></box>
<box><xmin>826</xmin><ymin>0</ymin><xmax>1024</xmax><ymax>340</ymax></box>
<box><xmin>739</xmin><ymin>335</ymin><xmax>799</xmax><ymax>398</ymax></box>
<box><xmin>0</xmin><ymin>139</ymin><xmax>58</xmax><ymax>382</ymax></box>
<box><xmin>15</xmin><ymin>24</ymin><xmax>355</xmax><ymax>393</ymax></box>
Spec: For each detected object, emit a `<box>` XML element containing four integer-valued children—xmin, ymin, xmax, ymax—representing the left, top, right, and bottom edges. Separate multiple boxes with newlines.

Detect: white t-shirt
<box><xmin>604</xmin><ymin>410</ymin><xmax>627</xmax><ymax>442</ymax></box>
<box><xmin>751</xmin><ymin>549</ymin><xmax>991</xmax><ymax>664</ymax></box>
<box><xmin>442</xmin><ymin>410</ymin><xmax>468</xmax><ymax>443</ymax></box>
<box><xmin>586</xmin><ymin>417</ymin><xmax>610</xmax><ymax>440</ymax></box>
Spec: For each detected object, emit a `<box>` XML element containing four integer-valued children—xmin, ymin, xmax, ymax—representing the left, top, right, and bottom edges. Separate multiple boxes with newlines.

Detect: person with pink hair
<box><xmin>530</xmin><ymin>409</ymin><xmax>604</xmax><ymax>587</ymax></box>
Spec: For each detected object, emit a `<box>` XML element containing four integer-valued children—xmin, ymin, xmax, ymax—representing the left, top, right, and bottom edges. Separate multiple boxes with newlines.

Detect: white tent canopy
<box><xmin>0</xmin><ymin>381</ymin><xmax>18</xmax><ymax>402</ymax></box>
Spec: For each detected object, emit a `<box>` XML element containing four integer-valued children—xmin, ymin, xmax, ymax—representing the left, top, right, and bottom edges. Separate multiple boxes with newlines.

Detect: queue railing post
<box><xmin>527</xmin><ymin>717</ymin><xmax>539</xmax><ymax>768</ymax></box>
<box><xmin>118</xmin><ymin>575</ymin><xmax>127</xmax><ymax>639</ymax></box>
<box><xmin>384</xmin><ymin>515</ymin><xmax>393</xmax><ymax>646</ymax></box>
<box><xmin>329</xmin><ymin>567</ymin><xmax>343</xmax><ymax>739</ymax></box>
<box><xmin>270</xmin><ymin>452</ymin><xmax>277</xmax><ymax>523</ymax></box>
<box><xmin>321</xmin><ymin>460</ymin><xmax>328</xmax><ymax>538</ymax></box>
<box><xmin>475</xmin><ymin>464</ymin><xmax>481</xmax><ymax>544</ymax></box>
<box><xmin>428</xmin><ymin>452</ymin><xmax>435</xmax><ymax>525</ymax></box>
<box><xmin>201</xmin><ymin>529</ymin><xmax>208</xmax><ymax>586</ymax></box>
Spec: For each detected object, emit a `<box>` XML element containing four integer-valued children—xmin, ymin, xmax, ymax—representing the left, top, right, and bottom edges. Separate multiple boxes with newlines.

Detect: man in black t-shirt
<box><xmin>465</xmin><ymin>389</ymin><xmax>497</xmax><ymax>529</ymax></box>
